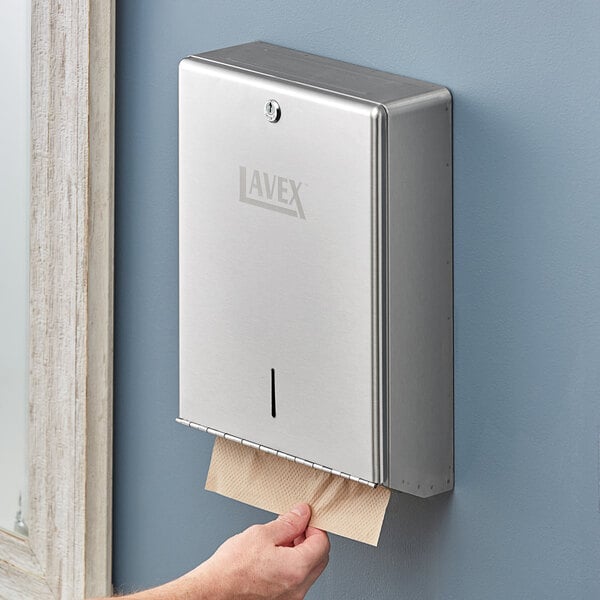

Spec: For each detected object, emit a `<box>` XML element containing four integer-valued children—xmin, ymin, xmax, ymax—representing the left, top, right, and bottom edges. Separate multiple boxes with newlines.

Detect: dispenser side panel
<box><xmin>386</xmin><ymin>90</ymin><xmax>454</xmax><ymax>496</ymax></box>
<box><xmin>179</xmin><ymin>58</ymin><xmax>379</xmax><ymax>481</ymax></box>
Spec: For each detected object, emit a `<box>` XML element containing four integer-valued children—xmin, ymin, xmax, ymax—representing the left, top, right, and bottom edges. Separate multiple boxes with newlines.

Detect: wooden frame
<box><xmin>0</xmin><ymin>1</ymin><xmax>115</xmax><ymax>598</ymax></box>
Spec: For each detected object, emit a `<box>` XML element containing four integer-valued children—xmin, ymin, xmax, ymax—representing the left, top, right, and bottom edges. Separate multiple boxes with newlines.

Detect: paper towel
<box><xmin>205</xmin><ymin>437</ymin><xmax>391</xmax><ymax>546</ymax></box>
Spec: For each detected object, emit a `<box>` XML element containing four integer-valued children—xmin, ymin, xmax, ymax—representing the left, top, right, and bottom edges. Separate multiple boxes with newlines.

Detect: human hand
<box><xmin>183</xmin><ymin>503</ymin><xmax>330</xmax><ymax>600</ymax></box>
<box><xmin>102</xmin><ymin>503</ymin><xmax>329</xmax><ymax>600</ymax></box>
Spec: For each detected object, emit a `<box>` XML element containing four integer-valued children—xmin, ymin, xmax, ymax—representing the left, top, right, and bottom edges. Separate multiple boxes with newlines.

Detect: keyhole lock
<box><xmin>264</xmin><ymin>99</ymin><xmax>281</xmax><ymax>123</ymax></box>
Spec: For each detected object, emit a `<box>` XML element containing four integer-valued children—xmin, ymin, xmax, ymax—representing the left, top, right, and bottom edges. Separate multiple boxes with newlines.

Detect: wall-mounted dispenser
<box><xmin>177</xmin><ymin>42</ymin><xmax>453</xmax><ymax>498</ymax></box>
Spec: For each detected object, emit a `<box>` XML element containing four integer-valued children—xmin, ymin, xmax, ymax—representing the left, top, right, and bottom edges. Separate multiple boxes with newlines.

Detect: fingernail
<box><xmin>291</xmin><ymin>503</ymin><xmax>309</xmax><ymax>517</ymax></box>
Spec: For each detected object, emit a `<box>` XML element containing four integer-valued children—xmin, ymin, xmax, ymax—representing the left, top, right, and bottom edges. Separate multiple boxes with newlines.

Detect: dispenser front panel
<box><xmin>179</xmin><ymin>58</ymin><xmax>381</xmax><ymax>481</ymax></box>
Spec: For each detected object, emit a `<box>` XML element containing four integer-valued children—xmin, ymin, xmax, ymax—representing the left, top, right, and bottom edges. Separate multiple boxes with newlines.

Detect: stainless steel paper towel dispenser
<box><xmin>177</xmin><ymin>42</ymin><xmax>453</xmax><ymax>497</ymax></box>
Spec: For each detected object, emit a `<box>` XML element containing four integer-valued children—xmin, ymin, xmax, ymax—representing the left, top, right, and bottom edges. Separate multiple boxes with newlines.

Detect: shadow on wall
<box><xmin>314</xmin><ymin>489</ymin><xmax>453</xmax><ymax>598</ymax></box>
<box><xmin>381</xmin><ymin>489</ymin><xmax>453</xmax><ymax>557</ymax></box>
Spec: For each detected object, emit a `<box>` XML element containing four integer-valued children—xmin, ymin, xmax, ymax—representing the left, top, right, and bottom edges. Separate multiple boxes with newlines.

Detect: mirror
<box><xmin>0</xmin><ymin>0</ymin><xmax>30</xmax><ymax>536</ymax></box>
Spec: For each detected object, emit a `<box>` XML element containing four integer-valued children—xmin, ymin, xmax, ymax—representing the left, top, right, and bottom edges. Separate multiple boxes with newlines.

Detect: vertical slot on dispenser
<box><xmin>271</xmin><ymin>368</ymin><xmax>276</xmax><ymax>418</ymax></box>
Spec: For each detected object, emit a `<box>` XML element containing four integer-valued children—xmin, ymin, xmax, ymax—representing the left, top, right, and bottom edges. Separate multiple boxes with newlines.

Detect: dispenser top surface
<box><xmin>189</xmin><ymin>41</ymin><xmax>444</xmax><ymax>106</ymax></box>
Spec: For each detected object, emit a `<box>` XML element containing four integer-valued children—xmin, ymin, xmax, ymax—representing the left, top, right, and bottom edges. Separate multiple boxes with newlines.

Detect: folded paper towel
<box><xmin>206</xmin><ymin>437</ymin><xmax>391</xmax><ymax>546</ymax></box>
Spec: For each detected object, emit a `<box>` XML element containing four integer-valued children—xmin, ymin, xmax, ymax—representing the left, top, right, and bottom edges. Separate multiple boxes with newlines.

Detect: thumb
<box><xmin>262</xmin><ymin>503</ymin><xmax>311</xmax><ymax>546</ymax></box>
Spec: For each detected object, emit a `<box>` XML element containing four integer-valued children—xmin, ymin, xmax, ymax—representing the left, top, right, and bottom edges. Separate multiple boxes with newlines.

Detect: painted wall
<box><xmin>114</xmin><ymin>2</ymin><xmax>600</xmax><ymax>598</ymax></box>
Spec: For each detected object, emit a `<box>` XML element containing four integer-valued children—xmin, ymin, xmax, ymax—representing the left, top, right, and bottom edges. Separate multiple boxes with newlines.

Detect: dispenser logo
<box><xmin>239</xmin><ymin>166</ymin><xmax>306</xmax><ymax>220</ymax></box>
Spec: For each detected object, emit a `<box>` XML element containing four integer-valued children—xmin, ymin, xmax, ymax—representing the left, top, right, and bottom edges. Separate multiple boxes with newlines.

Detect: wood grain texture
<box><xmin>0</xmin><ymin>0</ymin><xmax>114</xmax><ymax>598</ymax></box>
<box><xmin>0</xmin><ymin>560</ymin><xmax>52</xmax><ymax>600</ymax></box>
<box><xmin>85</xmin><ymin>0</ymin><xmax>115</xmax><ymax>594</ymax></box>
<box><xmin>0</xmin><ymin>532</ymin><xmax>44</xmax><ymax>580</ymax></box>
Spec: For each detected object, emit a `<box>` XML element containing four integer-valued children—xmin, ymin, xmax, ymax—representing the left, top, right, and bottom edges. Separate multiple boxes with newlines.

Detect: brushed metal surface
<box><xmin>385</xmin><ymin>91</ymin><xmax>454</xmax><ymax>496</ymax></box>
<box><xmin>179</xmin><ymin>42</ymin><xmax>453</xmax><ymax>494</ymax></box>
<box><xmin>197</xmin><ymin>41</ymin><xmax>441</xmax><ymax>104</ymax></box>
<box><xmin>179</xmin><ymin>55</ymin><xmax>381</xmax><ymax>481</ymax></box>
<box><xmin>175</xmin><ymin>418</ymin><xmax>376</xmax><ymax>487</ymax></box>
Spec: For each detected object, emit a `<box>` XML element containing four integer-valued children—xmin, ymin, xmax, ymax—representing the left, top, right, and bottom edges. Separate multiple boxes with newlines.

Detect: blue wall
<box><xmin>114</xmin><ymin>2</ymin><xmax>600</xmax><ymax>597</ymax></box>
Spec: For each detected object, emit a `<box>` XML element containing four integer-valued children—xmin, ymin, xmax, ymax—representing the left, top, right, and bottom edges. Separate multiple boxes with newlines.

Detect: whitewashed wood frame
<box><xmin>0</xmin><ymin>0</ymin><xmax>115</xmax><ymax>598</ymax></box>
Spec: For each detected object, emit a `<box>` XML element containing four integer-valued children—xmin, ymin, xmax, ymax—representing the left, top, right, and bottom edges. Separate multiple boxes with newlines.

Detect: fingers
<box><xmin>305</xmin><ymin>525</ymin><xmax>327</xmax><ymax>540</ymax></box>
<box><xmin>261</xmin><ymin>503</ymin><xmax>312</xmax><ymax>546</ymax></box>
<box><xmin>294</xmin><ymin>526</ymin><xmax>330</xmax><ymax>567</ymax></box>
<box><xmin>293</xmin><ymin>533</ymin><xmax>306</xmax><ymax>547</ymax></box>
<box><xmin>299</xmin><ymin>549</ymin><xmax>330</xmax><ymax>593</ymax></box>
